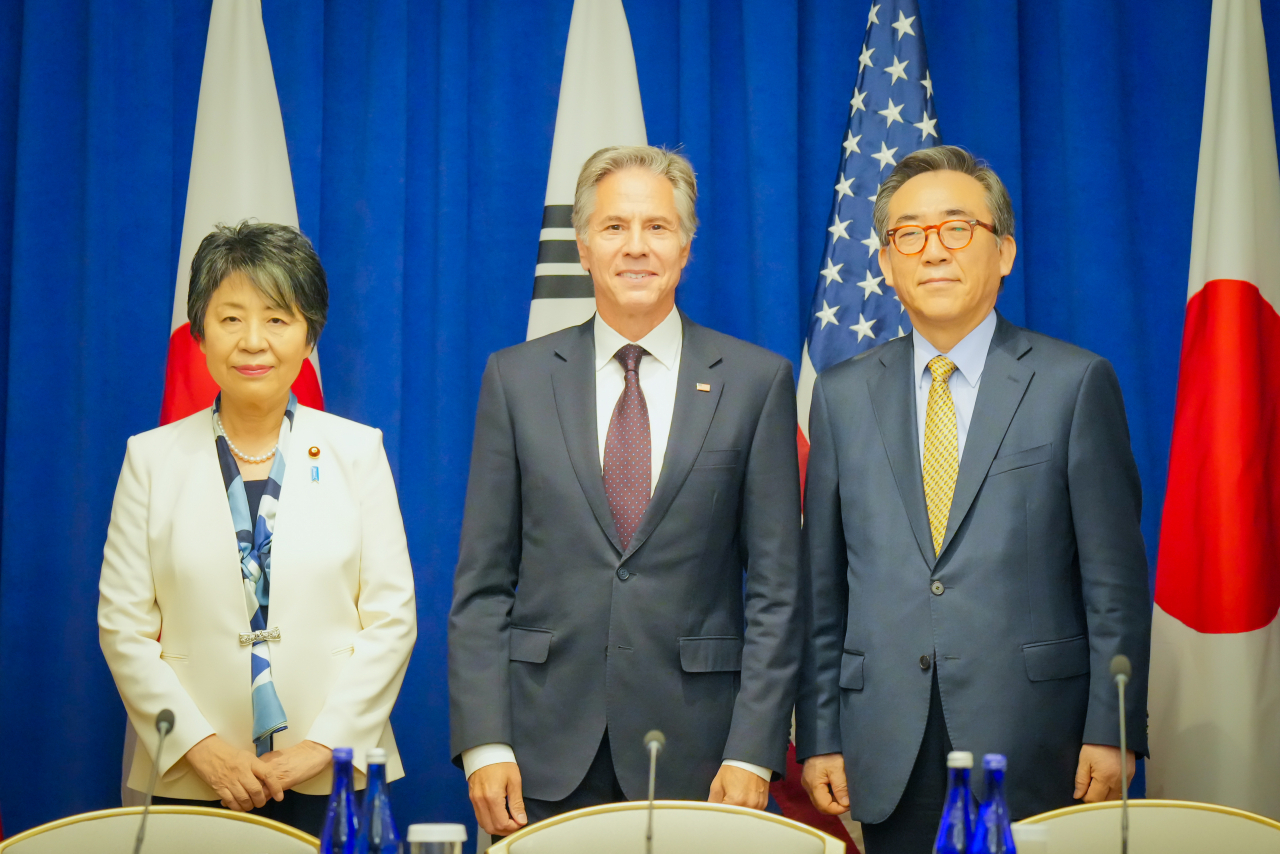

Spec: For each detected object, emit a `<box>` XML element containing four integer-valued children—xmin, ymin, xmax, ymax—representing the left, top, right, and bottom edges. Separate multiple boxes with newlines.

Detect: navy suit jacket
<box><xmin>795</xmin><ymin>314</ymin><xmax>1151</xmax><ymax>821</ymax></box>
<box><xmin>449</xmin><ymin>312</ymin><xmax>802</xmax><ymax>801</ymax></box>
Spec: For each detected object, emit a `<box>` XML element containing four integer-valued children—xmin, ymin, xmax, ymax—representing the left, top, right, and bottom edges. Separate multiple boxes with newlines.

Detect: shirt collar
<box><xmin>913</xmin><ymin>309</ymin><xmax>998</xmax><ymax>389</ymax></box>
<box><xmin>594</xmin><ymin>307</ymin><xmax>683</xmax><ymax>371</ymax></box>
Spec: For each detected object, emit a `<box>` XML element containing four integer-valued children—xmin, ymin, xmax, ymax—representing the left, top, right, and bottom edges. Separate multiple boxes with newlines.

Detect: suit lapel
<box><xmin>624</xmin><ymin>313</ymin><xmax>723</xmax><ymax>560</ymax></box>
<box><xmin>269</xmin><ymin>406</ymin><xmax>320</xmax><ymax>588</ymax></box>
<box><xmin>939</xmin><ymin>315</ymin><xmax>1034</xmax><ymax>556</ymax></box>
<box><xmin>178</xmin><ymin>411</ymin><xmax>255</xmax><ymax>618</ymax></box>
<box><xmin>551</xmin><ymin>320</ymin><xmax>624</xmax><ymax>554</ymax></box>
<box><xmin>868</xmin><ymin>338</ymin><xmax>937</xmax><ymax>569</ymax></box>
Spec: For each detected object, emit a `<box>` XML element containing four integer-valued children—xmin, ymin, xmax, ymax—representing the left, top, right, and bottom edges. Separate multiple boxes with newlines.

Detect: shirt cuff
<box><xmin>723</xmin><ymin>759</ymin><xmax>773</xmax><ymax>782</ymax></box>
<box><xmin>462</xmin><ymin>743</ymin><xmax>517</xmax><ymax>779</ymax></box>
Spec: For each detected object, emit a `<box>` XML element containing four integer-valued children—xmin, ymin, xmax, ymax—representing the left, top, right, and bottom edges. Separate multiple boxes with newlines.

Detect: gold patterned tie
<box><xmin>923</xmin><ymin>356</ymin><xmax>959</xmax><ymax>555</ymax></box>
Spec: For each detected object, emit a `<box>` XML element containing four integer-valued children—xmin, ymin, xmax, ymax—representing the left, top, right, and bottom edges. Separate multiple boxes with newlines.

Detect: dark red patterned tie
<box><xmin>603</xmin><ymin>343</ymin><xmax>651</xmax><ymax>551</ymax></box>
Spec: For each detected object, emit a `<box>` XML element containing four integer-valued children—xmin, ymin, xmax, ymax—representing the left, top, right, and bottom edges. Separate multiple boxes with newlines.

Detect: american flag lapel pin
<box><xmin>696</xmin><ymin>382</ymin><xmax>711</xmax><ymax>392</ymax></box>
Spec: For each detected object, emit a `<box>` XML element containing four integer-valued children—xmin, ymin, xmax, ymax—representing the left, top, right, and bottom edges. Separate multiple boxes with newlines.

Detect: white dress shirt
<box><xmin>593</xmin><ymin>308</ymin><xmax>683</xmax><ymax>488</ymax></box>
<box><xmin>463</xmin><ymin>308</ymin><xmax>772</xmax><ymax>784</ymax></box>
<box><xmin>913</xmin><ymin>310</ymin><xmax>998</xmax><ymax>464</ymax></box>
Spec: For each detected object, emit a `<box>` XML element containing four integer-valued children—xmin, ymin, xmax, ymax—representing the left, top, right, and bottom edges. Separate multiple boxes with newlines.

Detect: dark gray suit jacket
<box><xmin>795</xmin><ymin>314</ymin><xmax>1151</xmax><ymax>821</ymax></box>
<box><xmin>449</xmin><ymin>312</ymin><xmax>802</xmax><ymax>802</ymax></box>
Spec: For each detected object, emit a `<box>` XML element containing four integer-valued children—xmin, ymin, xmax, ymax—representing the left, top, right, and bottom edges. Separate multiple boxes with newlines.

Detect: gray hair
<box><xmin>187</xmin><ymin>221</ymin><xmax>328</xmax><ymax>347</ymax></box>
<box><xmin>573</xmin><ymin>145</ymin><xmax>699</xmax><ymax>245</ymax></box>
<box><xmin>873</xmin><ymin>146</ymin><xmax>1015</xmax><ymax>245</ymax></box>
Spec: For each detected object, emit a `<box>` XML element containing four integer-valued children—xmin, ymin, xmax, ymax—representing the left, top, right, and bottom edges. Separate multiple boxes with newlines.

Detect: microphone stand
<box><xmin>1110</xmin><ymin>657</ymin><xmax>1131</xmax><ymax>854</ymax></box>
<box><xmin>643</xmin><ymin>730</ymin><xmax>665</xmax><ymax>854</ymax></box>
<box><xmin>134</xmin><ymin>709</ymin><xmax>175</xmax><ymax>854</ymax></box>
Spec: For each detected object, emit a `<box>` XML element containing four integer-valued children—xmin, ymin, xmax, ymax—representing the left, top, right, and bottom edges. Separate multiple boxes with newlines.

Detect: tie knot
<box><xmin>928</xmin><ymin>355</ymin><xmax>957</xmax><ymax>384</ymax></box>
<box><xmin>615</xmin><ymin>343</ymin><xmax>647</xmax><ymax>374</ymax></box>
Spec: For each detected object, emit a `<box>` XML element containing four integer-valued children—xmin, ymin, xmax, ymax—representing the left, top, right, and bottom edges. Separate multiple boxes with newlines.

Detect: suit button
<box><xmin>931</xmin><ymin>580</ymin><xmax>944</xmax><ymax>596</ymax></box>
<box><xmin>617</xmin><ymin>568</ymin><xmax>630</xmax><ymax>580</ymax></box>
<box><xmin>920</xmin><ymin>654</ymin><xmax>932</xmax><ymax>671</ymax></box>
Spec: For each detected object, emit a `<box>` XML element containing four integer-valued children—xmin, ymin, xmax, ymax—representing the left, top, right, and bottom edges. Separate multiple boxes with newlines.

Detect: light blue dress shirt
<box><xmin>912</xmin><ymin>310</ymin><xmax>998</xmax><ymax>464</ymax></box>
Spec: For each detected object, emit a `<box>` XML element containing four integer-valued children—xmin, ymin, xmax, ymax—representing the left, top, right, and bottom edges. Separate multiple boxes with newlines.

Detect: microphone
<box><xmin>133</xmin><ymin>709</ymin><xmax>175</xmax><ymax>854</ymax></box>
<box><xmin>643</xmin><ymin>730</ymin><xmax>665</xmax><ymax>854</ymax></box>
<box><xmin>1110</xmin><ymin>655</ymin><xmax>1131</xmax><ymax>854</ymax></box>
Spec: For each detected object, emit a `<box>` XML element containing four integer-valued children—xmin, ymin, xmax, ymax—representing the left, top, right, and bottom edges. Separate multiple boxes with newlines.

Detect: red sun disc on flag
<box><xmin>1156</xmin><ymin>278</ymin><xmax>1280</xmax><ymax>634</ymax></box>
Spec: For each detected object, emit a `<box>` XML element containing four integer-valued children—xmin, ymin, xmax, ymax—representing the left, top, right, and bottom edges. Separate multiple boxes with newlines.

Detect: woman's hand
<box><xmin>185</xmin><ymin>735</ymin><xmax>283</xmax><ymax>811</ymax></box>
<box><xmin>260</xmin><ymin>740</ymin><xmax>333</xmax><ymax>792</ymax></box>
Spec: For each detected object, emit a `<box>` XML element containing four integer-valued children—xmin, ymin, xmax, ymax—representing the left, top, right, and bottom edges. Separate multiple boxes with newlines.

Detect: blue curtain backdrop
<box><xmin>0</xmin><ymin>0</ymin><xmax>1270</xmax><ymax>837</ymax></box>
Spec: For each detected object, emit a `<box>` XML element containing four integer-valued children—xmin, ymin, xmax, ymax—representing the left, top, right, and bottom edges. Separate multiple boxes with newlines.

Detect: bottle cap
<box><xmin>407</xmin><ymin>824</ymin><xmax>468</xmax><ymax>842</ymax></box>
<box><xmin>983</xmin><ymin>753</ymin><xmax>1007</xmax><ymax>771</ymax></box>
<box><xmin>946</xmin><ymin>750</ymin><xmax>974</xmax><ymax>769</ymax></box>
<box><xmin>332</xmin><ymin>747</ymin><xmax>353</xmax><ymax>762</ymax></box>
<box><xmin>367</xmin><ymin>747</ymin><xmax>387</xmax><ymax>764</ymax></box>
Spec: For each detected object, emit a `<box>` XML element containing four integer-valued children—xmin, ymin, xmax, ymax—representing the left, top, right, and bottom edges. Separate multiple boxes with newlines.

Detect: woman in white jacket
<box><xmin>98</xmin><ymin>221</ymin><xmax>416</xmax><ymax>832</ymax></box>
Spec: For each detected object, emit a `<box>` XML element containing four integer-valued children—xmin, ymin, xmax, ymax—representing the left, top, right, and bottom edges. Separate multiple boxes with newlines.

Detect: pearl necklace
<box><xmin>215</xmin><ymin>413</ymin><xmax>279</xmax><ymax>464</ymax></box>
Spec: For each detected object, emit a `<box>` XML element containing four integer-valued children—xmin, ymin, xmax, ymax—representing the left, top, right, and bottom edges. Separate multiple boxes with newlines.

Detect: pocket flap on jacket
<box><xmin>694</xmin><ymin>449</ymin><xmax>741</xmax><ymax>468</ymax></box>
<box><xmin>509</xmin><ymin>626</ymin><xmax>553</xmax><ymax>663</ymax></box>
<box><xmin>988</xmin><ymin>442</ymin><xmax>1054</xmax><ymax>476</ymax></box>
<box><xmin>1022</xmin><ymin>635</ymin><xmax>1089</xmax><ymax>682</ymax></box>
<box><xmin>839</xmin><ymin>651</ymin><xmax>865</xmax><ymax>690</ymax></box>
<box><xmin>679</xmin><ymin>636</ymin><xmax>743</xmax><ymax>672</ymax></box>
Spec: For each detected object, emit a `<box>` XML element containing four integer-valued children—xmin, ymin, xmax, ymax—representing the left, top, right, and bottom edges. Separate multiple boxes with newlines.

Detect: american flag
<box><xmin>797</xmin><ymin>0</ymin><xmax>939</xmax><ymax>458</ymax></box>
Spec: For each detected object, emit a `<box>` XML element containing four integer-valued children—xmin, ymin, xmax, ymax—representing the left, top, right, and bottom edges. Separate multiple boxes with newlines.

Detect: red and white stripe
<box><xmin>796</xmin><ymin>344</ymin><xmax>816</xmax><ymax>496</ymax></box>
<box><xmin>159</xmin><ymin>0</ymin><xmax>321</xmax><ymax>425</ymax></box>
<box><xmin>1147</xmin><ymin>0</ymin><xmax>1280</xmax><ymax>818</ymax></box>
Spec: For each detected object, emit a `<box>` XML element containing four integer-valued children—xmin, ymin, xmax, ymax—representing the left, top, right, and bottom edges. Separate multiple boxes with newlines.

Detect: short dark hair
<box><xmin>187</xmin><ymin>221</ymin><xmax>328</xmax><ymax>347</ymax></box>
<box><xmin>873</xmin><ymin>146</ymin><xmax>1015</xmax><ymax>245</ymax></box>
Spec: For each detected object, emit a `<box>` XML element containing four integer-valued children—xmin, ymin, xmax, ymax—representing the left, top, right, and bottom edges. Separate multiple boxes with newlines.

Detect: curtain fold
<box><xmin>0</xmin><ymin>0</ymin><xmax>1248</xmax><ymax>836</ymax></box>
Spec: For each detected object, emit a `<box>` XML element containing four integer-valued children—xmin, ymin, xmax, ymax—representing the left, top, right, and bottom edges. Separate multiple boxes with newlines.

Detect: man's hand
<box><xmin>185</xmin><ymin>735</ymin><xmax>283</xmax><ymax>811</ymax></box>
<box><xmin>1074</xmin><ymin>743</ymin><xmax>1137</xmax><ymax>803</ymax></box>
<box><xmin>708</xmin><ymin>765</ymin><xmax>770</xmax><ymax>811</ymax></box>
<box><xmin>801</xmin><ymin>753</ymin><xmax>850</xmax><ymax>816</ymax></box>
<box><xmin>468</xmin><ymin>762</ymin><xmax>527</xmax><ymax>836</ymax></box>
<box><xmin>260</xmin><ymin>740</ymin><xmax>333</xmax><ymax>793</ymax></box>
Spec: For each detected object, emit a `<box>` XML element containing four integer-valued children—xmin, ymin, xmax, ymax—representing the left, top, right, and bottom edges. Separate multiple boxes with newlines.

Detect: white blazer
<box><xmin>98</xmin><ymin>405</ymin><xmax>417</xmax><ymax>799</ymax></box>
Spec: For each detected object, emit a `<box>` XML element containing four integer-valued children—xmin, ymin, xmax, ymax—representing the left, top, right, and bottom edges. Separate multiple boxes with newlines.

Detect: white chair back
<box><xmin>0</xmin><ymin>805</ymin><xmax>319</xmax><ymax>854</ymax></box>
<box><xmin>486</xmin><ymin>800</ymin><xmax>843</xmax><ymax>854</ymax></box>
<box><xmin>1017</xmin><ymin>799</ymin><xmax>1280</xmax><ymax>853</ymax></box>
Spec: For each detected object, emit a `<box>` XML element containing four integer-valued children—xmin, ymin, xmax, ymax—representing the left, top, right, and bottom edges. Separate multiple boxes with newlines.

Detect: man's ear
<box><xmin>576</xmin><ymin>233</ymin><xmax>591</xmax><ymax>274</ymax></box>
<box><xmin>678</xmin><ymin>235</ymin><xmax>692</xmax><ymax>269</ymax></box>
<box><xmin>999</xmin><ymin>234</ymin><xmax>1017</xmax><ymax>277</ymax></box>
<box><xmin>878</xmin><ymin>246</ymin><xmax>894</xmax><ymax>288</ymax></box>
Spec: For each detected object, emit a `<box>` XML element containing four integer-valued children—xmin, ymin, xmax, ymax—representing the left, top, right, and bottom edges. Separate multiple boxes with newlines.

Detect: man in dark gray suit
<box><xmin>796</xmin><ymin>146</ymin><xmax>1151</xmax><ymax>853</ymax></box>
<box><xmin>449</xmin><ymin>145</ymin><xmax>802</xmax><ymax>837</ymax></box>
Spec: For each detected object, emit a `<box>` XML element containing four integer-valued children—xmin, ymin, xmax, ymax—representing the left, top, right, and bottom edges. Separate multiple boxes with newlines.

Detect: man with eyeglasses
<box><xmin>795</xmin><ymin>146</ymin><xmax>1151</xmax><ymax>852</ymax></box>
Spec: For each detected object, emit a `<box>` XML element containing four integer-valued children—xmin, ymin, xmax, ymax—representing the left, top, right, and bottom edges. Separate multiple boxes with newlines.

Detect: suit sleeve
<box><xmin>98</xmin><ymin>437</ymin><xmax>217</xmax><ymax>777</ymax></box>
<box><xmin>448</xmin><ymin>354</ymin><xmax>523</xmax><ymax>765</ymax></box>
<box><xmin>720</xmin><ymin>358</ymin><xmax>803</xmax><ymax>777</ymax></box>
<box><xmin>1068</xmin><ymin>358</ymin><xmax>1152</xmax><ymax>755</ymax></box>
<box><xmin>794</xmin><ymin>374</ymin><xmax>849</xmax><ymax>761</ymax></box>
<box><xmin>306</xmin><ymin>431</ymin><xmax>418</xmax><ymax>770</ymax></box>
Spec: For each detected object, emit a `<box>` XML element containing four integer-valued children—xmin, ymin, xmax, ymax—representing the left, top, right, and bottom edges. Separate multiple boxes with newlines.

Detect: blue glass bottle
<box><xmin>357</xmin><ymin>748</ymin><xmax>401</xmax><ymax>854</ymax></box>
<box><xmin>934</xmin><ymin>750</ymin><xmax>975</xmax><ymax>854</ymax></box>
<box><xmin>970</xmin><ymin>754</ymin><xmax>1016</xmax><ymax>854</ymax></box>
<box><xmin>321</xmin><ymin>747</ymin><xmax>360</xmax><ymax>854</ymax></box>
